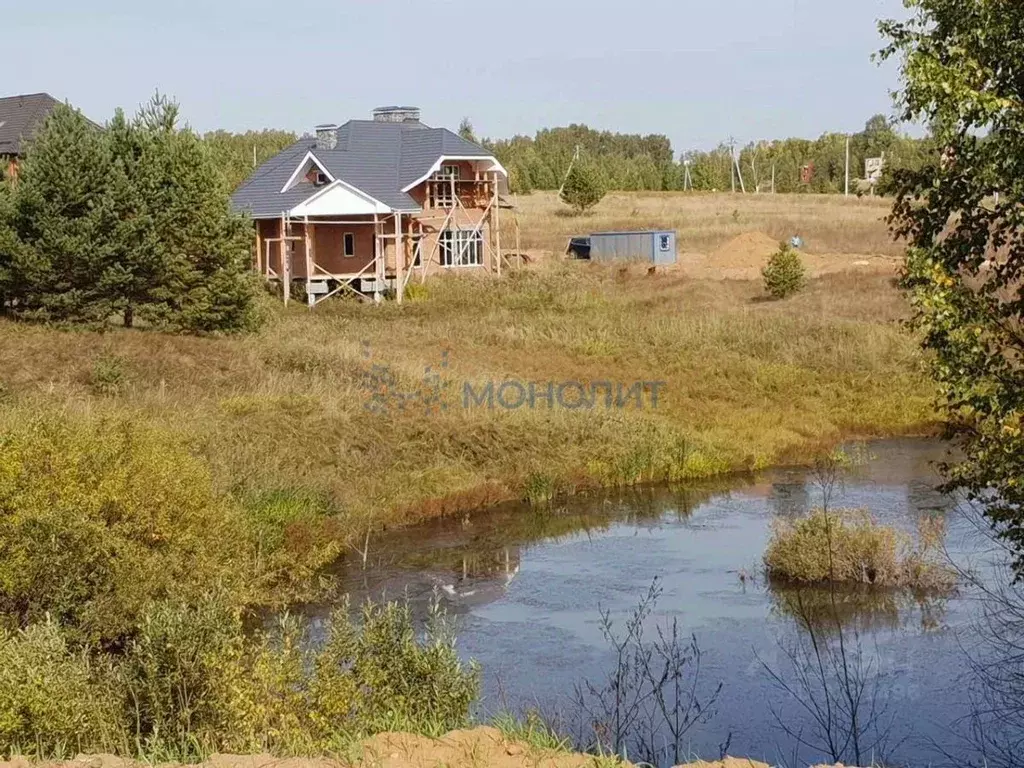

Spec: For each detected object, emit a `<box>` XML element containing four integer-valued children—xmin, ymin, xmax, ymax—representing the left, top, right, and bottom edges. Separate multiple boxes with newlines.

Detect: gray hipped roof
<box><xmin>0</xmin><ymin>93</ymin><xmax>62</xmax><ymax>156</ymax></box>
<box><xmin>231</xmin><ymin>118</ymin><xmax>495</xmax><ymax>219</ymax></box>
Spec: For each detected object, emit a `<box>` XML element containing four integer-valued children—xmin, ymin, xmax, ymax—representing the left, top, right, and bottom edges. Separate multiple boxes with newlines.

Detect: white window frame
<box><xmin>343</xmin><ymin>232</ymin><xmax>356</xmax><ymax>258</ymax></box>
<box><xmin>432</xmin><ymin>164</ymin><xmax>461</xmax><ymax>208</ymax></box>
<box><xmin>439</xmin><ymin>228</ymin><xmax>483</xmax><ymax>268</ymax></box>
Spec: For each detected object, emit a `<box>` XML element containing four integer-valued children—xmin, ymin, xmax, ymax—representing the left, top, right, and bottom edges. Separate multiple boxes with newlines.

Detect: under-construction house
<box><xmin>231</xmin><ymin>106</ymin><xmax>510</xmax><ymax>306</ymax></box>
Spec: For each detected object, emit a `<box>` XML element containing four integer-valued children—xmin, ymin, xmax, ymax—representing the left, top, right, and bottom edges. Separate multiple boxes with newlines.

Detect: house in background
<box><xmin>231</xmin><ymin>106</ymin><xmax>510</xmax><ymax>306</ymax></box>
<box><xmin>0</xmin><ymin>93</ymin><xmax>65</xmax><ymax>179</ymax></box>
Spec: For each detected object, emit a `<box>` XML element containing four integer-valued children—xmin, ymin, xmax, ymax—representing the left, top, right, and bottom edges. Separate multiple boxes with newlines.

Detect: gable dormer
<box><xmin>281</xmin><ymin>151</ymin><xmax>334</xmax><ymax>194</ymax></box>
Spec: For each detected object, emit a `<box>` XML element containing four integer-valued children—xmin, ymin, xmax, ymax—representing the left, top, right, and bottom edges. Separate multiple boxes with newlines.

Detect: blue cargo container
<box><xmin>568</xmin><ymin>230</ymin><xmax>677</xmax><ymax>265</ymax></box>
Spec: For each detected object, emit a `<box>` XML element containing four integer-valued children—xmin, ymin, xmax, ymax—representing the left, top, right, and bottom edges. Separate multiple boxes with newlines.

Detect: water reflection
<box><xmin>768</xmin><ymin>581</ymin><xmax>950</xmax><ymax>635</ymax></box>
<box><xmin>333</xmin><ymin>479</ymin><xmax>741</xmax><ymax>613</ymax></box>
<box><xmin>759</xmin><ymin>587</ymin><xmax>906</xmax><ymax>767</ymax></box>
<box><xmin>321</xmin><ymin>438</ymin><xmax>995</xmax><ymax>766</ymax></box>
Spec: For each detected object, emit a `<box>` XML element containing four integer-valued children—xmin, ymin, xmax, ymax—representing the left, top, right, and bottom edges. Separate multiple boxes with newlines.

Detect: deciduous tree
<box><xmin>881</xmin><ymin>0</ymin><xmax>1024</xmax><ymax>577</ymax></box>
<box><xmin>202</xmin><ymin>128</ymin><xmax>297</xmax><ymax>191</ymax></box>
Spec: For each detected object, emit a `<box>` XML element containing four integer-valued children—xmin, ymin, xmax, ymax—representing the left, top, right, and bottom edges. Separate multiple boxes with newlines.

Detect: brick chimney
<box><xmin>315</xmin><ymin>123</ymin><xmax>338</xmax><ymax>150</ymax></box>
<box><xmin>372</xmin><ymin>106</ymin><xmax>421</xmax><ymax>123</ymax></box>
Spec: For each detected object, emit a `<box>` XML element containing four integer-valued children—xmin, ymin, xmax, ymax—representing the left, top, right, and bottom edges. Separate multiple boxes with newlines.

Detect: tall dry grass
<box><xmin>507</xmin><ymin>191</ymin><xmax>898</xmax><ymax>257</ymax></box>
<box><xmin>0</xmin><ymin>255</ymin><xmax>934</xmax><ymax>540</ymax></box>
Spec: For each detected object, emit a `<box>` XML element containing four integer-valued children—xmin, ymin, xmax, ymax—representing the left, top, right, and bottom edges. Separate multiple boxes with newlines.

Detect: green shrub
<box><xmin>309</xmin><ymin>600</ymin><xmax>478</xmax><ymax>741</ymax></box>
<box><xmin>764</xmin><ymin>509</ymin><xmax>957</xmax><ymax>591</ymax></box>
<box><xmin>762</xmin><ymin>242</ymin><xmax>807</xmax><ymax>299</ymax></box>
<box><xmin>523</xmin><ymin>471</ymin><xmax>557</xmax><ymax>505</ymax></box>
<box><xmin>90</xmin><ymin>352</ymin><xmax>130</xmax><ymax>396</ymax></box>
<box><xmin>0</xmin><ymin>597</ymin><xmax>477</xmax><ymax>759</ymax></box>
<box><xmin>403</xmin><ymin>282</ymin><xmax>431</xmax><ymax>302</ymax></box>
<box><xmin>0</xmin><ymin>417</ymin><xmax>250</xmax><ymax>646</ymax></box>
<box><xmin>122</xmin><ymin>598</ymin><xmax>312</xmax><ymax>759</ymax></box>
<box><xmin>241</xmin><ymin>489</ymin><xmax>343</xmax><ymax>600</ymax></box>
<box><xmin>124</xmin><ymin>599</ymin><xmax>252</xmax><ymax>757</ymax></box>
<box><xmin>0</xmin><ymin>623</ymin><xmax>125</xmax><ymax>757</ymax></box>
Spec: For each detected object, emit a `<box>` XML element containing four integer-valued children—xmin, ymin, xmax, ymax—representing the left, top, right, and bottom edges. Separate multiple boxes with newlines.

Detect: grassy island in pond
<box><xmin>764</xmin><ymin>509</ymin><xmax>957</xmax><ymax>592</ymax></box>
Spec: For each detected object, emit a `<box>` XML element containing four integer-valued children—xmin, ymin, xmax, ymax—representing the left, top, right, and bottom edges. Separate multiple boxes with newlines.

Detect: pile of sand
<box><xmin>708</xmin><ymin>232</ymin><xmax>784</xmax><ymax>269</ymax></box>
<box><xmin>678</xmin><ymin>760</ymin><xmax>774</xmax><ymax>768</ymax></box>
<box><xmin>1</xmin><ymin>731</ymin><xmax>618</xmax><ymax>768</ymax></box>
<box><xmin>359</xmin><ymin>727</ymin><xmax>606</xmax><ymax>767</ymax></box>
<box><xmin>0</xmin><ymin>736</ymin><xmax>859</xmax><ymax>768</ymax></box>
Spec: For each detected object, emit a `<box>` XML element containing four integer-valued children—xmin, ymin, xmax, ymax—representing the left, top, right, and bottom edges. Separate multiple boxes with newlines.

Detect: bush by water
<box><xmin>764</xmin><ymin>509</ymin><xmax>956</xmax><ymax>592</ymax></box>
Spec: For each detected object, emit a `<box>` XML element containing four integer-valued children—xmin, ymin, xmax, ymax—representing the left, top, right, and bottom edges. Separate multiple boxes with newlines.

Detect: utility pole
<box><xmin>735</xmin><ymin>145</ymin><xmax>746</xmax><ymax>194</ymax></box>
<box><xmin>558</xmin><ymin>145</ymin><xmax>581</xmax><ymax>197</ymax></box>
<box><xmin>729</xmin><ymin>138</ymin><xmax>736</xmax><ymax>194</ymax></box>
<box><xmin>845</xmin><ymin>135</ymin><xmax>851</xmax><ymax>197</ymax></box>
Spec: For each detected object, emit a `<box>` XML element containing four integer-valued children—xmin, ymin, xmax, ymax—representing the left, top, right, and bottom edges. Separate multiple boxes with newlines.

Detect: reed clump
<box><xmin>764</xmin><ymin>509</ymin><xmax>957</xmax><ymax>592</ymax></box>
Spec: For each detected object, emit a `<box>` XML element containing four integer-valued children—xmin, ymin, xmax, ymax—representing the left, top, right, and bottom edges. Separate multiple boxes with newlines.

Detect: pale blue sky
<box><xmin>7</xmin><ymin>0</ymin><xmax>908</xmax><ymax>152</ymax></box>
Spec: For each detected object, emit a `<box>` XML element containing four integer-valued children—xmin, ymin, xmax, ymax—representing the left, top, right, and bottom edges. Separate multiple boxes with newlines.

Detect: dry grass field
<box><xmin>509</xmin><ymin>191</ymin><xmax>899</xmax><ymax>260</ymax></box>
<box><xmin>0</xmin><ymin>191</ymin><xmax>934</xmax><ymax>540</ymax></box>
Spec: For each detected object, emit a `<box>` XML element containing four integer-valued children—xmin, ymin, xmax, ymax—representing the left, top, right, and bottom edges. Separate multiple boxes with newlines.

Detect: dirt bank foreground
<box><xmin>0</xmin><ymin>728</ymin><xmax>859</xmax><ymax>768</ymax></box>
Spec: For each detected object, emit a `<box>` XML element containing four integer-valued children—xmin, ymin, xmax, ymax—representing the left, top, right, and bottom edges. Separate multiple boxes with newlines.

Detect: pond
<box><xmin>318</xmin><ymin>439</ymin><xmax>1013</xmax><ymax>767</ymax></box>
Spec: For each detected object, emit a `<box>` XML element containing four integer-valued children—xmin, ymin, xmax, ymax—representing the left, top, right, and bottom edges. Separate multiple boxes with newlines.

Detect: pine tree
<box><xmin>129</xmin><ymin>95</ymin><xmax>260</xmax><ymax>333</ymax></box>
<box><xmin>560</xmin><ymin>160</ymin><xmax>606</xmax><ymax>214</ymax></box>
<box><xmin>0</xmin><ymin>179</ymin><xmax>21</xmax><ymax>308</ymax></box>
<box><xmin>9</xmin><ymin>104</ymin><xmax>117</xmax><ymax>323</ymax></box>
<box><xmin>458</xmin><ymin>118</ymin><xmax>477</xmax><ymax>144</ymax></box>
<box><xmin>95</xmin><ymin>108</ymin><xmax>158</xmax><ymax>328</ymax></box>
<box><xmin>5</xmin><ymin>96</ymin><xmax>261</xmax><ymax>332</ymax></box>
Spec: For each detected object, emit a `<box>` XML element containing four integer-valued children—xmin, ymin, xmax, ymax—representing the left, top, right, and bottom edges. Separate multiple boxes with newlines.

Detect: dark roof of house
<box><xmin>231</xmin><ymin>118</ymin><xmax>495</xmax><ymax>218</ymax></box>
<box><xmin>0</xmin><ymin>93</ymin><xmax>63</xmax><ymax>156</ymax></box>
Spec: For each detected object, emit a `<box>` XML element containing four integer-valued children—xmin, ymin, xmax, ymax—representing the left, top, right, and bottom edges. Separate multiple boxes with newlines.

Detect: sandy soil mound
<box><xmin>709</xmin><ymin>232</ymin><xmax>784</xmax><ymax>269</ymax></box>
<box><xmin>675</xmin><ymin>230</ymin><xmax>899</xmax><ymax>282</ymax></box>
<box><xmin>360</xmin><ymin>727</ymin><xmax>608</xmax><ymax>767</ymax></box>
<box><xmin>0</xmin><ymin>730</ymin><xmax>623</xmax><ymax>768</ymax></box>
<box><xmin>676</xmin><ymin>759</ymin><xmax>772</xmax><ymax>768</ymax></box>
<box><xmin>0</xmin><ymin>735</ymin><xmax>864</xmax><ymax>768</ymax></box>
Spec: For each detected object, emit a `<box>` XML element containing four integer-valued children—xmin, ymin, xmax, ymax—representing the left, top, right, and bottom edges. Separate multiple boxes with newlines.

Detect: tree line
<box><xmin>477</xmin><ymin>116</ymin><xmax>936</xmax><ymax>195</ymax></box>
<box><xmin>204</xmin><ymin>115</ymin><xmax>936</xmax><ymax>198</ymax></box>
<box><xmin>202</xmin><ymin>128</ymin><xmax>297</xmax><ymax>190</ymax></box>
<box><xmin>0</xmin><ymin>96</ymin><xmax>263</xmax><ymax>332</ymax></box>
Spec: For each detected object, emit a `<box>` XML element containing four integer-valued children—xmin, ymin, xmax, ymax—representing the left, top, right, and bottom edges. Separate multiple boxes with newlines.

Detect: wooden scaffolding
<box><xmin>254</xmin><ymin>169</ymin><xmax>514</xmax><ymax>309</ymax></box>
